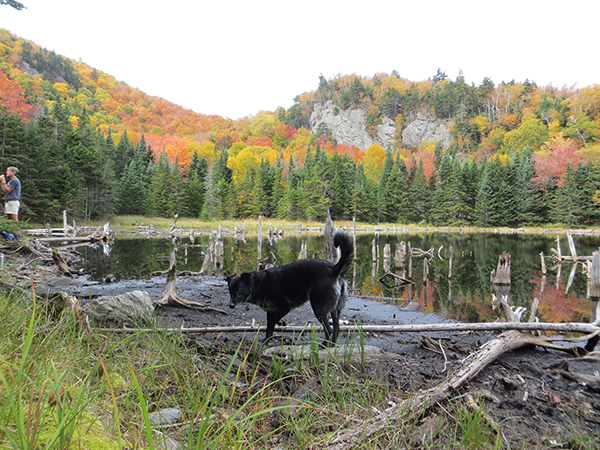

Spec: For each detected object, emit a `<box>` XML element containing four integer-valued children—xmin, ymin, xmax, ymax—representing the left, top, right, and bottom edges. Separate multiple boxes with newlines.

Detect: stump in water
<box><xmin>324</xmin><ymin>211</ymin><xmax>336</xmax><ymax>262</ymax></box>
<box><xmin>394</xmin><ymin>242</ymin><xmax>406</xmax><ymax>268</ymax></box>
<box><xmin>491</xmin><ymin>251</ymin><xmax>511</xmax><ymax>301</ymax></box>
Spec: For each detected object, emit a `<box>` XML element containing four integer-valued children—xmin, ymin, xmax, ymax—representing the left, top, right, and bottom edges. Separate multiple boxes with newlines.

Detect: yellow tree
<box><xmin>362</xmin><ymin>143</ymin><xmax>386</xmax><ymax>185</ymax></box>
<box><xmin>501</xmin><ymin>118</ymin><xmax>549</xmax><ymax>153</ymax></box>
<box><xmin>227</xmin><ymin>146</ymin><xmax>261</xmax><ymax>184</ymax></box>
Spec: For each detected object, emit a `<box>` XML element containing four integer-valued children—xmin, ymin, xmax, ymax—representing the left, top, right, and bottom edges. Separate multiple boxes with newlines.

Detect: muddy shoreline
<box><xmin>4</xmin><ymin>242</ymin><xmax>600</xmax><ymax>447</ymax></box>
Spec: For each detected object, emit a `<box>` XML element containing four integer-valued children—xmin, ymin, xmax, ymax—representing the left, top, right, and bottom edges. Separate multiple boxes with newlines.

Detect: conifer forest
<box><xmin>1</xmin><ymin>29</ymin><xmax>600</xmax><ymax>227</ymax></box>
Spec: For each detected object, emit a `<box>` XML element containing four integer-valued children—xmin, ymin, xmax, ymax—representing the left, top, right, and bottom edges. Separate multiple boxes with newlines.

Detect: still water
<box><xmin>74</xmin><ymin>231</ymin><xmax>600</xmax><ymax>324</ymax></box>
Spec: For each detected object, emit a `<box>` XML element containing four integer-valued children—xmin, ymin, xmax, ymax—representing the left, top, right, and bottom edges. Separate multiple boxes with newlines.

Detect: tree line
<box><xmin>1</xmin><ymin>98</ymin><xmax>597</xmax><ymax>227</ymax></box>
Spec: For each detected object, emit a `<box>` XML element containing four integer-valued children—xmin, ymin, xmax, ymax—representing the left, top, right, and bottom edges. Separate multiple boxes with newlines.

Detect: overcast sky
<box><xmin>1</xmin><ymin>0</ymin><xmax>599</xmax><ymax>120</ymax></box>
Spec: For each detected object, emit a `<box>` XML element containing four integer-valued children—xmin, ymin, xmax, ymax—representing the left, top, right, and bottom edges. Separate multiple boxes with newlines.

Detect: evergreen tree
<box><xmin>270</xmin><ymin>155</ymin><xmax>285</xmax><ymax>218</ymax></box>
<box><xmin>351</xmin><ymin>162</ymin><xmax>377</xmax><ymax>223</ymax></box>
<box><xmin>551</xmin><ymin>163</ymin><xmax>597</xmax><ymax>225</ymax></box>
<box><xmin>242</xmin><ymin>167</ymin><xmax>263</xmax><ymax>218</ymax></box>
<box><xmin>460</xmin><ymin>157</ymin><xmax>480</xmax><ymax>221</ymax></box>
<box><xmin>278</xmin><ymin>156</ymin><xmax>301</xmax><ymax>219</ymax></box>
<box><xmin>377</xmin><ymin>149</ymin><xmax>395</xmax><ymax>220</ymax></box>
<box><xmin>183</xmin><ymin>150</ymin><xmax>208</xmax><ymax>218</ymax></box>
<box><xmin>575</xmin><ymin>163</ymin><xmax>598</xmax><ymax>223</ymax></box>
<box><xmin>474</xmin><ymin>162</ymin><xmax>497</xmax><ymax>226</ymax></box>
<box><xmin>113</xmin><ymin>130</ymin><xmax>134</xmax><ymax>177</ymax></box>
<box><xmin>511</xmin><ymin>150</ymin><xmax>543</xmax><ymax>225</ymax></box>
<box><xmin>383</xmin><ymin>156</ymin><xmax>411</xmax><ymax>223</ymax></box>
<box><xmin>408</xmin><ymin>159</ymin><xmax>431</xmax><ymax>223</ymax></box>
<box><xmin>488</xmin><ymin>156</ymin><xmax>513</xmax><ymax>226</ymax></box>
<box><xmin>147</xmin><ymin>152</ymin><xmax>175</xmax><ymax>217</ymax></box>
<box><xmin>115</xmin><ymin>152</ymin><xmax>150</xmax><ymax>215</ymax></box>
<box><xmin>170</xmin><ymin>158</ymin><xmax>185</xmax><ymax>215</ymax></box>
<box><xmin>431</xmin><ymin>154</ymin><xmax>467</xmax><ymax>225</ymax></box>
<box><xmin>328</xmin><ymin>153</ymin><xmax>354</xmax><ymax>220</ymax></box>
<box><xmin>255</xmin><ymin>159</ymin><xmax>275</xmax><ymax>217</ymax></box>
<box><xmin>205</xmin><ymin>149</ymin><xmax>234</xmax><ymax>219</ymax></box>
<box><xmin>183</xmin><ymin>172</ymin><xmax>205</xmax><ymax>218</ymax></box>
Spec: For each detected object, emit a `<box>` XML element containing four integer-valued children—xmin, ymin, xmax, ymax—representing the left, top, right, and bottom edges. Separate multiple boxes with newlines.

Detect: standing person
<box><xmin>0</xmin><ymin>166</ymin><xmax>21</xmax><ymax>239</ymax></box>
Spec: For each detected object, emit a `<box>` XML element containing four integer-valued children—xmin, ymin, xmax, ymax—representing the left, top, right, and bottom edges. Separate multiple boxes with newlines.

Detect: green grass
<box><xmin>2</xmin><ymin>288</ymin><xmax>594</xmax><ymax>449</ymax></box>
<box><xmin>31</xmin><ymin>214</ymin><xmax>598</xmax><ymax>237</ymax></box>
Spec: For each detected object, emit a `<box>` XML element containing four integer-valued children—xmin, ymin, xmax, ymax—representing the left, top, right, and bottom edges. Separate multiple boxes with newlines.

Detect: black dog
<box><xmin>226</xmin><ymin>231</ymin><xmax>353</xmax><ymax>346</ymax></box>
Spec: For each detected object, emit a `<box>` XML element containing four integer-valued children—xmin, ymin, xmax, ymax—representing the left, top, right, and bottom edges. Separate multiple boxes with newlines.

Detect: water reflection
<box><xmin>73</xmin><ymin>231</ymin><xmax>600</xmax><ymax>324</ymax></box>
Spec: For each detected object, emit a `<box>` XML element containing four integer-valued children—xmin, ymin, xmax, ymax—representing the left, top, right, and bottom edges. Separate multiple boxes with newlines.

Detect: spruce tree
<box><xmin>147</xmin><ymin>152</ymin><xmax>175</xmax><ymax>217</ymax></box>
<box><xmin>378</xmin><ymin>149</ymin><xmax>395</xmax><ymax>220</ymax></box>
<box><xmin>474</xmin><ymin>163</ymin><xmax>497</xmax><ymax>226</ymax></box>
<box><xmin>409</xmin><ymin>159</ymin><xmax>431</xmax><ymax>223</ymax></box>
<box><xmin>511</xmin><ymin>150</ymin><xmax>542</xmax><ymax>225</ymax></box>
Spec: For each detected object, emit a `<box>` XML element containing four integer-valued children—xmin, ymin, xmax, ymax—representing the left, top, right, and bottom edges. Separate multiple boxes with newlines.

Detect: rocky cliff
<box><xmin>310</xmin><ymin>101</ymin><xmax>452</xmax><ymax>150</ymax></box>
<box><xmin>401</xmin><ymin>113</ymin><xmax>452</xmax><ymax>148</ymax></box>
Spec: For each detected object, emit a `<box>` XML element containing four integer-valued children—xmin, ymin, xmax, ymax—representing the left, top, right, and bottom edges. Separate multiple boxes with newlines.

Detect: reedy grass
<box><xmin>2</xmin><ymin>288</ymin><xmax>585</xmax><ymax>449</ymax></box>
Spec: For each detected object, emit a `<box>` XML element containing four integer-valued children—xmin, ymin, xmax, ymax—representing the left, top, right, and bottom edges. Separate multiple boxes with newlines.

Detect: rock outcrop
<box><xmin>310</xmin><ymin>101</ymin><xmax>375</xmax><ymax>150</ymax></box>
<box><xmin>310</xmin><ymin>102</ymin><xmax>452</xmax><ymax>150</ymax></box>
<box><xmin>401</xmin><ymin>113</ymin><xmax>452</xmax><ymax>148</ymax></box>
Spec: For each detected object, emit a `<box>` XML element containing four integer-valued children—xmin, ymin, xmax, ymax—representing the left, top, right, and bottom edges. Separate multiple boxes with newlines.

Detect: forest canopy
<box><xmin>1</xmin><ymin>29</ymin><xmax>600</xmax><ymax>227</ymax></box>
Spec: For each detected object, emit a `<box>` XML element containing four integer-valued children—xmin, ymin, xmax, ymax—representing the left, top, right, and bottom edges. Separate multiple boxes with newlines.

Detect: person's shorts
<box><xmin>5</xmin><ymin>200</ymin><xmax>20</xmax><ymax>215</ymax></box>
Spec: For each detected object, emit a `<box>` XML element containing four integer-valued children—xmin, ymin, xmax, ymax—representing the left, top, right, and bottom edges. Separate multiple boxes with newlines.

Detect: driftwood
<box><xmin>378</xmin><ymin>272</ymin><xmax>413</xmax><ymax>289</ymax></box>
<box><xmin>327</xmin><ymin>295</ymin><xmax>598</xmax><ymax>450</ymax></box>
<box><xmin>52</xmin><ymin>249</ymin><xmax>79</xmax><ymax>277</ymax></box>
<box><xmin>200</xmin><ymin>231</ymin><xmax>223</xmax><ymax>275</ymax></box>
<box><xmin>410</xmin><ymin>246</ymin><xmax>434</xmax><ymax>258</ymax></box>
<box><xmin>154</xmin><ymin>250</ymin><xmax>227</xmax><ymax>314</ymax></box>
<box><xmin>97</xmin><ymin>319</ymin><xmax>600</xmax><ymax>340</ymax></box>
<box><xmin>551</xmin><ymin>233</ymin><xmax>592</xmax><ymax>262</ymax></box>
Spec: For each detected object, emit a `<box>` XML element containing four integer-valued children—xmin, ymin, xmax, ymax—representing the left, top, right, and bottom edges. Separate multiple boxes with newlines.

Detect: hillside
<box><xmin>1</xmin><ymin>29</ymin><xmax>600</xmax><ymax>228</ymax></box>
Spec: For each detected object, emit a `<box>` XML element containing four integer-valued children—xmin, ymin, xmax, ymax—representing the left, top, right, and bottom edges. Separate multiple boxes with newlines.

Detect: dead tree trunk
<box><xmin>327</xmin><ymin>250</ymin><xmax>592</xmax><ymax>450</ymax></box>
<box><xmin>154</xmin><ymin>250</ymin><xmax>227</xmax><ymax>313</ymax></box>
<box><xmin>324</xmin><ymin>211</ymin><xmax>336</xmax><ymax>262</ymax></box>
<box><xmin>52</xmin><ymin>249</ymin><xmax>78</xmax><ymax>277</ymax></box>
<box><xmin>491</xmin><ymin>251</ymin><xmax>511</xmax><ymax>302</ymax></box>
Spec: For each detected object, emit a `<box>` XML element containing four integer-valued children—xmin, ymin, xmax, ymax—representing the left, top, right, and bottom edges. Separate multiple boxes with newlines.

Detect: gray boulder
<box><xmin>84</xmin><ymin>290</ymin><xmax>154</xmax><ymax>326</ymax></box>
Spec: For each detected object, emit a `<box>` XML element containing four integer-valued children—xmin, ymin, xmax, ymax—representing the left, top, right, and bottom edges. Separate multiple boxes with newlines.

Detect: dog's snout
<box><xmin>229</xmin><ymin>301</ymin><xmax>236</xmax><ymax>309</ymax></box>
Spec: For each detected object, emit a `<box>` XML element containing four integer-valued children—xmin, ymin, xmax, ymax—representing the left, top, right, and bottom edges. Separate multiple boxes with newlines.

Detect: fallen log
<box><xmin>326</xmin><ymin>295</ymin><xmax>598</xmax><ymax>450</ymax></box>
<box><xmin>96</xmin><ymin>319</ymin><xmax>600</xmax><ymax>338</ymax></box>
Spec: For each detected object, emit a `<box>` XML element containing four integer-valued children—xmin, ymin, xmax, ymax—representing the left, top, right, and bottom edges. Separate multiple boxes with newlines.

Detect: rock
<box><xmin>377</xmin><ymin>116</ymin><xmax>396</xmax><ymax>147</ymax></box>
<box><xmin>275</xmin><ymin>378</ymin><xmax>321</xmax><ymax>417</ymax></box>
<box><xmin>310</xmin><ymin>101</ymin><xmax>374</xmax><ymax>149</ymax></box>
<box><xmin>148</xmin><ymin>408</ymin><xmax>182</xmax><ymax>426</ymax></box>
<box><xmin>104</xmin><ymin>274</ymin><xmax>117</xmax><ymax>283</ymax></box>
<box><xmin>401</xmin><ymin>113</ymin><xmax>452</xmax><ymax>148</ymax></box>
<box><xmin>84</xmin><ymin>290</ymin><xmax>154</xmax><ymax>325</ymax></box>
<box><xmin>310</xmin><ymin>102</ymin><xmax>452</xmax><ymax>150</ymax></box>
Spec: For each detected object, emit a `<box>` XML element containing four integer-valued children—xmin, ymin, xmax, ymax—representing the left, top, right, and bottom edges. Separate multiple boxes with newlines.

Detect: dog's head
<box><xmin>225</xmin><ymin>272</ymin><xmax>253</xmax><ymax>308</ymax></box>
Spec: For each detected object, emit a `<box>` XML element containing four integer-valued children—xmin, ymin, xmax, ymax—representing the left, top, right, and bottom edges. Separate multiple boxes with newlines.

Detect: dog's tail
<box><xmin>333</xmin><ymin>231</ymin><xmax>354</xmax><ymax>277</ymax></box>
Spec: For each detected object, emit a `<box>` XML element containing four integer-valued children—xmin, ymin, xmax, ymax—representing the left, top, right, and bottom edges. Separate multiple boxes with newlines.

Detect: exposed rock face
<box><xmin>401</xmin><ymin>113</ymin><xmax>452</xmax><ymax>148</ymax></box>
<box><xmin>311</xmin><ymin>101</ymin><xmax>397</xmax><ymax>150</ymax></box>
<box><xmin>310</xmin><ymin>102</ymin><xmax>452</xmax><ymax>150</ymax></box>
<box><xmin>310</xmin><ymin>101</ymin><xmax>374</xmax><ymax>150</ymax></box>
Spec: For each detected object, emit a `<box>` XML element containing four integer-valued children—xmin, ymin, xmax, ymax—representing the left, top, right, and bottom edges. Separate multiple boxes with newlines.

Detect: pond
<box><xmin>73</xmin><ymin>230</ymin><xmax>600</xmax><ymax>324</ymax></box>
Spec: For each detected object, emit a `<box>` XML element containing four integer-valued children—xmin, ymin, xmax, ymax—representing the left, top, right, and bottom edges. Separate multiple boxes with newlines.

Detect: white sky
<box><xmin>1</xmin><ymin>0</ymin><xmax>599</xmax><ymax>120</ymax></box>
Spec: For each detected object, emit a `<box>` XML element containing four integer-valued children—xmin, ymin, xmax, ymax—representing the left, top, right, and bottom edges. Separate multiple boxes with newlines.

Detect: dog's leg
<box><xmin>330</xmin><ymin>308</ymin><xmax>341</xmax><ymax>345</ymax></box>
<box><xmin>314</xmin><ymin>313</ymin><xmax>334</xmax><ymax>348</ymax></box>
<box><xmin>265</xmin><ymin>310</ymin><xmax>289</xmax><ymax>343</ymax></box>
